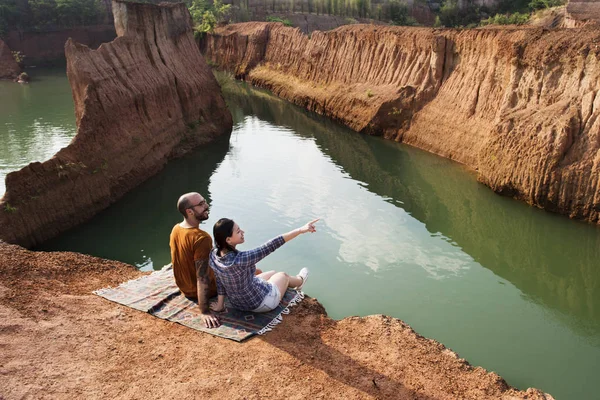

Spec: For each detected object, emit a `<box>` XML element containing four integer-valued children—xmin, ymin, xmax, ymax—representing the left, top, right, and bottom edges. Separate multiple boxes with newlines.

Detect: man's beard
<box><xmin>194</xmin><ymin>208</ymin><xmax>209</xmax><ymax>221</ymax></box>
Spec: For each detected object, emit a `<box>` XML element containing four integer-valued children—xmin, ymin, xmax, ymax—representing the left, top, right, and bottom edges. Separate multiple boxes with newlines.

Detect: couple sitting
<box><xmin>169</xmin><ymin>192</ymin><xmax>317</xmax><ymax>328</ymax></box>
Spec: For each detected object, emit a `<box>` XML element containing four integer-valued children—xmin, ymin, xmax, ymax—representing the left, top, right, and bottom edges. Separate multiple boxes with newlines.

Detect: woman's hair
<box><xmin>213</xmin><ymin>218</ymin><xmax>237</xmax><ymax>254</ymax></box>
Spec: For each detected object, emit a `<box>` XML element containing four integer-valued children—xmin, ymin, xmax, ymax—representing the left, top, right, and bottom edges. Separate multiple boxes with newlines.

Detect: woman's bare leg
<box><xmin>268</xmin><ymin>272</ymin><xmax>304</xmax><ymax>300</ymax></box>
<box><xmin>268</xmin><ymin>272</ymin><xmax>290</xmax><ymax>301</ymax></box>
<box><xmin>256</xmin><ymin>270</ymin><xmax>276</xmax><ymax>280</ymax></box>
<box><xmin>287</xmin><ymin>274</ymin><xmax>303</xmax><ymax>288</ymax></box>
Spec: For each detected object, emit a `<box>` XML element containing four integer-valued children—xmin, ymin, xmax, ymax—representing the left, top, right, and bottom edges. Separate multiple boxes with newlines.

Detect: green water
<box><xmin>3</xmin><ymin>72</ymin><xmax>600</xmax><ymax>399</ymax></box>
<box><xmin>0</xmin><ymin>68</ymin><xmax>77</xmax><ymax>195</ymax></box>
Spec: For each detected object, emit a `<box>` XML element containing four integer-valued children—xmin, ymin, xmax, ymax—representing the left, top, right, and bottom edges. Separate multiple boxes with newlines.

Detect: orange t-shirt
<box><xmin>169</xmin><ymin>224</ymin><xmax>217</xmax><ymax>298</ymax></box>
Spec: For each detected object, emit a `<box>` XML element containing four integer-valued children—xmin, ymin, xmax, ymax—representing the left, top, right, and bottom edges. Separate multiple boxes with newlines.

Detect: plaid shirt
<box><xmin>209</xmin><ymin>235</ymin><xmax>285</xmax><ymax>311</ymax></box>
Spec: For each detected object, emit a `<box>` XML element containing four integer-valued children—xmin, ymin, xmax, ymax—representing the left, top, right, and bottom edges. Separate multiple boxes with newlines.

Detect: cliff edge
<box><xmin>202</xmin><ymin>23</ymin><xmax>600</xmax><ymax>224</ymax></box>
<box><xmin>0</xmin><ymin>241</ymin><xmax>553</xmax><ymax>399</ymax></box>
<box><xmin>0</xmin><ymin>0</ymin><xmax>232</xmax><ymax>248</ymax></box>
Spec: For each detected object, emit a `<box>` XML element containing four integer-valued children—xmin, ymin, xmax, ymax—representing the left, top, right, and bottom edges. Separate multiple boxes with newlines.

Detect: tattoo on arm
<box><xmin>195</xmin><ymin>258</ymin><xmax>210</xmax><ymax>313</ymax></box>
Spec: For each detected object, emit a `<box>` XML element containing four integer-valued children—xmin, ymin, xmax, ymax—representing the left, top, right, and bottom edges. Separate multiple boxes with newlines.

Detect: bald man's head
<box><xmin>177</xmin><ymin>192</ymin><xmax>209</xmax><ymax>222</ymax></box>
<box><xmin>177</xmin><ymin>192</ymin><xmax>197</xmax><ymax>217</ymax></box>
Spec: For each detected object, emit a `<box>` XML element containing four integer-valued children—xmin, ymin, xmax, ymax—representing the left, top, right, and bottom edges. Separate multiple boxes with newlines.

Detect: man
<box><xmin>169</xmin><ymin>192</ymin><xmax>220</xmax><ymax>328</ymax></box>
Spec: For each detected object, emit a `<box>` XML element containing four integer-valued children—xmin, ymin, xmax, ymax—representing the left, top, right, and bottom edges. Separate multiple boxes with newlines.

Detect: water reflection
<box><xmin>40</xmin><ymin>133</ymin><xmax>232</xmax><ymax>268</ymax></box>
<box><xmin>0</xmin><ymin>69</ymin><xmax>77</xmax><ymax>195</ymax></box>
<box><xmin>221</xmin><ymin>82</ymin><xmax>600</xmax><ymax>398</ymax></box>
<box><xmin>223</xmin><ymin>81</ymin><xmax>600</xmax><ymax>337</ymax></box>
<box><xmin>40</xmin><ymin>78</ymin><xmax>600</xmax><ymax>398</ymax></box>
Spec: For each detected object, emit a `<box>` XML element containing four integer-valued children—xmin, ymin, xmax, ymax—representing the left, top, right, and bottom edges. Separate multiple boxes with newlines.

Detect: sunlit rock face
<box><xmin>0</xmin><ymin>0</ymin><xmax>232</xmax><ymax>248</ymax></box>
<box><xmin>203</xmin><ymin>22</ymin><xmax>600</xmax><ymax>225</ymax></box>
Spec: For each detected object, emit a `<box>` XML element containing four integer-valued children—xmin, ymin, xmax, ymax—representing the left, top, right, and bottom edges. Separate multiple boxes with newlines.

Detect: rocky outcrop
<box><xmin>0</xmin><ymin>0</ymin><xmax>232</xmax><ymax>248</ymax></box>
<box><xmin>0</xmin><ymin>39</ymin><xmax>20</xmax><ymax>80</ymax></box>
<box><xmin>202</xmin><ymin>22</ymin><xmax>600</xmax><ymax>224</ymax></box>
<box><xmin>4</xmin><ymin>25</ymin><xmax>116</xmax><ymax>66</ymax></box>
<box><xmin>565</xmin><ymin>0</ymin><xmax>600</xmax><ymax>28</ymax></box>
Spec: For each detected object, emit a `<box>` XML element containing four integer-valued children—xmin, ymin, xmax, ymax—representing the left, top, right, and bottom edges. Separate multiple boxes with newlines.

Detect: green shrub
<box><xmin>438</xmin><ymin>0</ymin><xmax>487</xmax><ymax>27</ymax></box>
<box><xmin>480</xmin><ymin>11</ymin><xmax>530</xmax><ymax>25</ymax></box>
<box><xmin>3</xmin><ymin>203</ymin><xmax>17</xmax><ymax>213</ymax></box>
<box><xmin>190</xmin><ymin>0</ymin><xmax>230</xmax><ymax>36</ymax></box>
<box><xmin>388</xmin><ymin>0</ymin><xmax>418</xmax><ymax>26</ymax></box>
<box><xmin>266</xmin><ymin>16</ymin><xmax>293</xmax><ymax>26</ymax></box>
<box><xmin>529</xmin><ymin>0</ymin><xmax>564</xmax><ymax>11</ymax></box>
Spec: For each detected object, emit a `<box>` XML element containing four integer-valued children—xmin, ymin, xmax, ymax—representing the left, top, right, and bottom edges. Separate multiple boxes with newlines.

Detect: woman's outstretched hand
<box><xmin>283</xmin><ymin>219</ymin><xmax>320</xmax><ymax>242</ymax></box>
<box><xmin>299</xmin><ymin>218</ymin><xmax>320</xmax><ymax>234</ymax></box>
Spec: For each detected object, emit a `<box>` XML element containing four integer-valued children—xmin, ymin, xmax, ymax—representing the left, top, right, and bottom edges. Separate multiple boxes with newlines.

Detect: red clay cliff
<box><xmin>0</xmin><ymin>241</ymin><xmax>554</xmax><ymax>399</ymax></box>
<box><xmin>0</xmin><ymin>0</ymin><xmax>232</xmax><ymax>248</ymax></box>
<box><xmin>202</xmin><ymin>22</ymin><xmax>600</xmax><ymax>225</ymax></box>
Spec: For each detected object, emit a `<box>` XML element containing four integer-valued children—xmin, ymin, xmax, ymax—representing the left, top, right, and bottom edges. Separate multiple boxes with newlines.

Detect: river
<box><xmin>2</xmin><ymin>70</ymin><xmax>599</xmax><ymax>399</ymax></box>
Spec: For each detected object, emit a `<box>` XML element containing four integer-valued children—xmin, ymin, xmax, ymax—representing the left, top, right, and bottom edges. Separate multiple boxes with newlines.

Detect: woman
<box><xmin>208</xmin><ymin>218</ymin><xmax>318</xmax><ymax>313</ymax></box>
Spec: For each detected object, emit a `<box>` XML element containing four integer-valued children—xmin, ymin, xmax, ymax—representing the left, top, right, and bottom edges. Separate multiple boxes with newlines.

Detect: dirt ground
<box><xmin>0</xmin><ymin>241</ymin><xmax>553</xmax><ymax>399</ymax></box>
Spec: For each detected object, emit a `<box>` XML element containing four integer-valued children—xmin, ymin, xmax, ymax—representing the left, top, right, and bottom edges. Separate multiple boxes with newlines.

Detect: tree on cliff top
<box><xmin>188</xmin><ymin>0</ymin><xmax>230</xmax><ymax>38</ymax></box>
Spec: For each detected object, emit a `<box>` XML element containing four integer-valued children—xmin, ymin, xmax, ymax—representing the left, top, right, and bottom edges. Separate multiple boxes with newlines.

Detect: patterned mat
<box><xmin>94</xmin><ymin>265</ymin><xmax>304</xmax><ymax>341</ymax></box>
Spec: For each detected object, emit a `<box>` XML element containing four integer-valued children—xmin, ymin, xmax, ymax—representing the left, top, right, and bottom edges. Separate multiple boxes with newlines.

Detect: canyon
<box><xmin>202</xmin><ymin>22</ymin><xmax>600</xmax><ymax>225</ymax></box>
<box><xmin>2</xmin><ymin>2</ymin><xmax>596</xmax><ymax>398</ymax></box>
<box><xmin>0</xmin><ymin>0</ymin><xmax>232</xmax><ymax>248</ymax></box>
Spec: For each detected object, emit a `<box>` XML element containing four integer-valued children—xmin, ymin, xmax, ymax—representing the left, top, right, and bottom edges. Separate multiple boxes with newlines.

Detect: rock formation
<box><xmin>565</xmin><ymin>0</ymin><xmax>600</xmax><ymax>28</ymax></box>
<box><xmin>0</xmin><ymin>39</ymin><xmax>20</xmax><ymax>80</ymax></box>
<box><xmin>202</xmin><ymin>22</ymin><xmax>600</xmax><ymax>224</ymax></box>
<box><xmin>0</xmin><ymin>0</ymin><xmax>232</xmax><ymax>248</ymax></box>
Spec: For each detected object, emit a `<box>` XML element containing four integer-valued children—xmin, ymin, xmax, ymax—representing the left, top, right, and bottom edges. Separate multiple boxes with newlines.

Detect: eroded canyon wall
<box><xmin>0</xmin><ymin>0</ymin><xmax>232</xmax><ymax>248</ymax></box>
<box><xmin>202</xmin><ymin>22</ymin><xmax>600</xmax><ymax>224</ymax></box>
<box><xmin>0</xmin><ymin>39</ymin><xmax>20</xmax><ymax>80</ymax></box>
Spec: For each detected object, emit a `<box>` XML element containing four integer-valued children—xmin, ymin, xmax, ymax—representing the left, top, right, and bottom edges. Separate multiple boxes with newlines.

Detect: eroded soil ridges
<box><xmin>0</xmin><ymin>241</ymin><xmax>553</xmax><ymax>399</ymax></box>
<box><xmin>202</xmin><ymin>23</ymin><xmax>600</xmax><ymax>224</ymax></box>
<box><xmin>0</xmin><ymin>1</ymin><xmax>232</xmax><ymax>248</ymax></box>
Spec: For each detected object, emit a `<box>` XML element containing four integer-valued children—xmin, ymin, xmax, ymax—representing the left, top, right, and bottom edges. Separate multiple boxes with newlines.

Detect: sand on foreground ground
<box><xmin>0</xmin><ymin>241</ymin><xmax>552</xmax><ymax>399</ymax></box>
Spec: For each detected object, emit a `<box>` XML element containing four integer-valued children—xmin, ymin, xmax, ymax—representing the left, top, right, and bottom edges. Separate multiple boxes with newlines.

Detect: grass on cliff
<box><xmin>3</xmin><ymin>203</ymin><xmax>17</xmax><ymax>213</ymax></box>
<box><xmin>266</xmin><ymin>16</ymin><xmax>293</xmax><ymax>27</ymax></box>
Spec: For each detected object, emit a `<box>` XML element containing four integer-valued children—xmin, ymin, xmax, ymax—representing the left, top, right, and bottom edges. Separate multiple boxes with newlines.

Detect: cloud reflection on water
<box><xmin>214</xmin><ymin>116</ymin><xmax>473</xmax><ymax>279</ymax></box>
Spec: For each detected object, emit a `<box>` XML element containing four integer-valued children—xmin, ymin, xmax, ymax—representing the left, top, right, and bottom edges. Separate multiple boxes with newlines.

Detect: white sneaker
<box><xmin>296</xmin><ymin>267</ymin><xmax>309</xmax><ymax>290</ymax></box>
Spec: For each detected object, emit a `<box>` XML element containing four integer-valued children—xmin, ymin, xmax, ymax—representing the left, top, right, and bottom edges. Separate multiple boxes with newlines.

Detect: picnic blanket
<box><xmin>94</xmin><ymin>264</ymin><xmax>304</xmax><ymax>341</ymax></box>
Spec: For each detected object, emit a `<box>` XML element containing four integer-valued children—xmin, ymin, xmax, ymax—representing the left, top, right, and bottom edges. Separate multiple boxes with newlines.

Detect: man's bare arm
<box><xmin>195</xmin><ymin>258</ymin><xmax>211</xmax><ymax>313</ymax></box>
<box><xmin>195</xmin><ymin>258</ymin><xmax>220</xmax><ymax>328</ymax></box>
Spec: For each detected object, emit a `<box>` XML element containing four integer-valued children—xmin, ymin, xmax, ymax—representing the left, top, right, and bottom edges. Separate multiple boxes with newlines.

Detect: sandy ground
<box><xmin>0</xmin><ymin>241</ymin><xmax>553</xmax><ymax>399</ymax></box>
